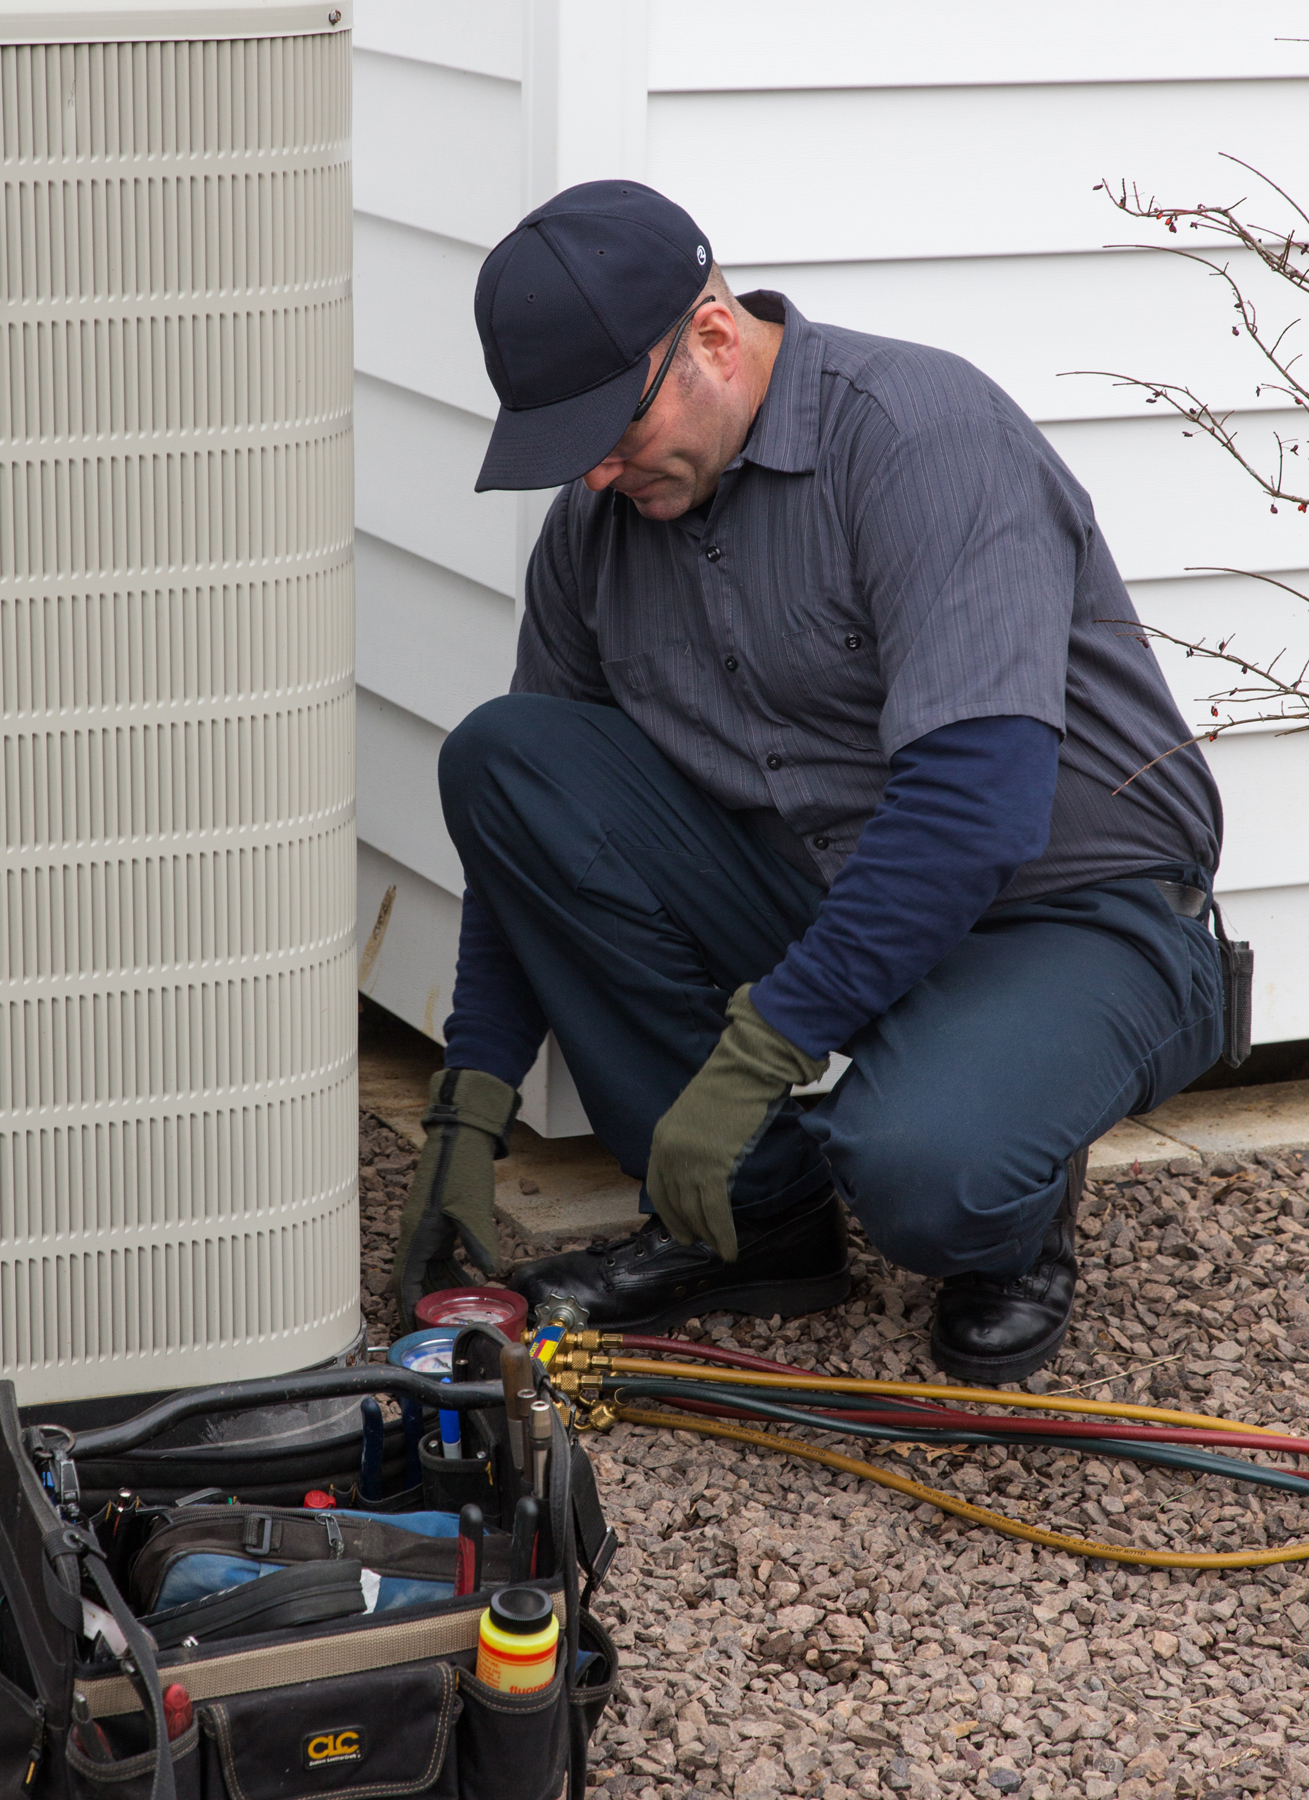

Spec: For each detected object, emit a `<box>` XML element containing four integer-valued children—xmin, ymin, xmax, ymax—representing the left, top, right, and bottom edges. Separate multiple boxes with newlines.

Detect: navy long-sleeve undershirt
<box><xmin>751</xmin><ymin>715</ymin><xmax>1060</xmax><ymax>1055</ymax></box>
<box><xmin>443</xmin><ymin>713</ymin><xmax>1060</xmax><ymax>1082</ymax></box>
<box><xmin>442</xmin><ymin>887</ymin><xmax>550</xmax><ymax>1088</ymax></box>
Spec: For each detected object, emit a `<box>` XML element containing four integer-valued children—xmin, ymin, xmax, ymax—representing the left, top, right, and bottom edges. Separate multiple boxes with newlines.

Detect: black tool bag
<box><xmin>0</xmin><ymin>1326</ymin><xmax>619</xmax><ymax>1800</ymax></box>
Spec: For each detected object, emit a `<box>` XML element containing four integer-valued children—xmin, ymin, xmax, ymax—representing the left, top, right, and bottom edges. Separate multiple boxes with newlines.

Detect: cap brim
<box><xmin>474</xmin><ymin>359</ymin><xmax>650</xmax><ymax>492</ymax></box>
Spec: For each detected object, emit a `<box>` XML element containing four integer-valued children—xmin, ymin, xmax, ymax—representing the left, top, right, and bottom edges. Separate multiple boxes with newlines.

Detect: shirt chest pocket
<box><xmin>778</xmin><ymin>622</ymin><xmax>884</xmax><ymax>750</ymax></box>
<box><xmin>599</xmin><ymin>641</ymin><xmax>721</xmax><ymax>783</ymax></box>
<box><xmin>601</xmin><ymin>642</ymin><xmax>705</xmax><ymax>718</ymax></box>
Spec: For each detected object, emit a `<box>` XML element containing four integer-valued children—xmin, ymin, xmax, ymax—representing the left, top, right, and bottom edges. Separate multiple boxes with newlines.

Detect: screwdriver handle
<box><xmin>455</xmin><ymin>1503</ymin><xmax>484</xmax><ymax>1597</ymax></box>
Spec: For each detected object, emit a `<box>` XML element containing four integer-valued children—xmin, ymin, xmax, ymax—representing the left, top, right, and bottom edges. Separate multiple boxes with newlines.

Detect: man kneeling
<box><xmin>391</xmin><ymin>181</ymin><xmax>1224</xmax><ymax>1386</ymax></box>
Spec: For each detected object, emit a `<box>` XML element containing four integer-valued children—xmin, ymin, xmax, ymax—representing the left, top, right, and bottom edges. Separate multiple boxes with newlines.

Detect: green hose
<box><xmin>605</xmin><ymin>1376</ymin><xmax>1309</xmax><ymax>1497</ymax></box>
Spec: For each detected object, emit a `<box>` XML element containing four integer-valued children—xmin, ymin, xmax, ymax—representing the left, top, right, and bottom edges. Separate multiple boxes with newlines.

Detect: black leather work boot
<box><xmin>507</xmin><ymin>1185</ymin><xmax>851</xmax><ymax>1331</ymax></box>
<box><xmin>929</xmin><ymin>1146</ymin><xmax>1088</xmax><ymax>1385</ymax></box>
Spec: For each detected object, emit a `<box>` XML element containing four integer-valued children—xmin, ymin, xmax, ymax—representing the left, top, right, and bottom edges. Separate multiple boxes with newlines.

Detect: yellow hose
<box><xmin>608</xmin><ymin>1357</ymin><xmax>1278</xmax><ymax>1437</ymax></box>
<box><xmin>612</xmin><ymin>1404</ymin><xmax>1309</xmax><ymax>1571</ymax></box>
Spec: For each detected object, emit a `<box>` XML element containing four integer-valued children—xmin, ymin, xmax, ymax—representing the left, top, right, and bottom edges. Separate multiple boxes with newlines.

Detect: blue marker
<box><xmin>439</xmin><ymin>1376</ymin><xmax>462</xmax><ymax>1460</ymax></box>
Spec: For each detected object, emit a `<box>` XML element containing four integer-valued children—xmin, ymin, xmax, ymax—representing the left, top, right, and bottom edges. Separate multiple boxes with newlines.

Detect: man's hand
<box><xmin>392</xmin><ymin>1068</ymin><xmax>520</xmax><ymax>1329</ymax></box>
<box><xmin>647</xmin><ymin>985</ymin><xmax>828</xmax><ymax>1262</ymax></box>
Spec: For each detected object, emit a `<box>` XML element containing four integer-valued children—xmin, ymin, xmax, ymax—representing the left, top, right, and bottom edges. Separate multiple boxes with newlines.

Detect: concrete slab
<box><xmin>1135</xmin><ymin>1077</ymin><xmax>1309</xmax><ymax>1165</ymax></box>
<box><xmin>1087</xmin><ymin>1117</ymin><xmax>1200</xmax><ymax>1183</ymax></box>
<box><xmin>493</xmin><ymin>1131</ymin><xmax>643</xmax><ymax>1246</ymax></box>
<box><xmin>358</xmin><ymin>1075</ymin><xmax>429</xmax><ymax>1150</ymax></box>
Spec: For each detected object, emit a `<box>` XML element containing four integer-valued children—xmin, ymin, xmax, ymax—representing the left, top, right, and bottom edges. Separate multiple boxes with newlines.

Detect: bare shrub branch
<box><xmin>1067</xmin><ymin>160</ymin><xmax>1309</xmax><ymax>751</ymax></box>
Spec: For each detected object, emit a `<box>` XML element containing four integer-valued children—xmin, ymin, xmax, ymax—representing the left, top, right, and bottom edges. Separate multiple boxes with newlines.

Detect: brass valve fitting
<box><xmin>552</xmin><ymin>1371</ymin><xmax>603</xmax><ymax>1397</ymax></box>
<box><xmin>560</xmin><ymin>1330</ymin><xmax>625</xmax><ymax>1353</ymax></box>
<box><xmin>550</xmin><ymin>1350</ymin><xmax>612</xmax><ymax>1374</ymax></box>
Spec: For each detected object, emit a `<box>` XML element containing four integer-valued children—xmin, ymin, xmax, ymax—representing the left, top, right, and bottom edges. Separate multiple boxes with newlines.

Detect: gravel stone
<box><xmin>357</xmin><ymin>1114</ymin><xmax>1309</xmax><ymax>1800</ymax></box>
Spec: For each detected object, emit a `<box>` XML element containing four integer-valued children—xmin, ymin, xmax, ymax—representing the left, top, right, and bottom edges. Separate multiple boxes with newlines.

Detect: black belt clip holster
<box><xmin>1211</xmin><ymin>901</ymin><xmax>1254</xmax><ymax>1069</ymax></box>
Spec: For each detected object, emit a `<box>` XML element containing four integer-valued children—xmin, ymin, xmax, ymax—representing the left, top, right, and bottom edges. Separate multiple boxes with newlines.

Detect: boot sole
<box><xmin>928</xmin><ymin>1314</ymin><xmax>1071</xmax><ymax>1387</ymax></box>
<box><xmin>612</xmin><ymin>1263</ymin><xmax>853</xmax><ymax>1335</ymax></box>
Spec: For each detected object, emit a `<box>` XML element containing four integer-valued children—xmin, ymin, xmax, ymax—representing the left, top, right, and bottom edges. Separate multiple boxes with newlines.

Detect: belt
<box><xmin>1153</xmin><ymin>879</ymin><xmax>1207</xmax><ymax>918</ymax></box>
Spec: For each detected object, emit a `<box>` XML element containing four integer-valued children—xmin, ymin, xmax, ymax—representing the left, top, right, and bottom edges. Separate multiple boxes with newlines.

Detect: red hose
<box><xmin>637</xmin><ymin>1391</ymin><xmax>1309</xmax><ymax>1454</ymax></box>
<box><xmin>618</xmin><ymin>1336</ymin><xmax>1309</xmax><ymax>1457</ymax></box>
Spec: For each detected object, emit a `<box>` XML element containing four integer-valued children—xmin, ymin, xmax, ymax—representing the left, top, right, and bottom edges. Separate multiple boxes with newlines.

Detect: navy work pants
<box><xmin>440</xmin><ymin>695</ymin><xmax>1225</xmax><ymax>1279</ymax></box>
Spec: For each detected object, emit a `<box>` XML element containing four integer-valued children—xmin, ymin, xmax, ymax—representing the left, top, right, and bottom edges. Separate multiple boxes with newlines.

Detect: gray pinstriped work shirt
<box><xmin>512</xmin><ymin>292</ymin><xmax>1222</xmax><ymax>897</ymax></box>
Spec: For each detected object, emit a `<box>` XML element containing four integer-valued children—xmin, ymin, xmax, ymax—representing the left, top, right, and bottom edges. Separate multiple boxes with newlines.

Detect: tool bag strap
<box><xmin>561</xmin><ymin>1441</ymin><xmax>621</xmax><ymax>1800</ymax></box>
<box><xmin>42</xmin><ymin>1525</ymin><xmax>177</xmax><ymax>1800</ymax></box>
<box><xmin>1210</xmin><ymin>900</ymin><xmax>1254</xmax><ymax>1069</ymax></box>
<box><xmin>569</xmin><ymin>1445</ymin><xmax>619</xmax><ymax>1610</ymax></box>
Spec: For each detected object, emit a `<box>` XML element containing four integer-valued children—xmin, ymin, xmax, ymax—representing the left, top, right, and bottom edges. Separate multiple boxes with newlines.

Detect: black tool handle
<box><xmin>359</xmin><ymin>1397</ymin><xmax>384</xmax><ymax>1502</ymax></box>
<box><xmin>509</xmin><ymin>1495</ymin><xmax>540</xmax><ymax>1583</ymax></box>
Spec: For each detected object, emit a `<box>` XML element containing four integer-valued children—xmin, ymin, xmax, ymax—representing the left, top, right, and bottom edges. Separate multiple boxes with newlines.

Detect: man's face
<box><xmin>581</xmin><ymin>303</ymin><xmax>750</xmax><ymax>521</ymax></box>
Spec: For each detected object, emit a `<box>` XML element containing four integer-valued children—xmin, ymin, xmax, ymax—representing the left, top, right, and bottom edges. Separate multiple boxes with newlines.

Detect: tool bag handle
<box><xmin>41</xmin><ymin>1523</ymin><xmax>177</xmax><ymax>1800</ymax></box>
<box><xmin>65</xmin><ymin>1368</ymin><xmax>501</xmax><ymax>1461</ymax></box>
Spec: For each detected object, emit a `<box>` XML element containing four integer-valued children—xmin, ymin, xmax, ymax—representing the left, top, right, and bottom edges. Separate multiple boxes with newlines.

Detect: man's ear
<box><xmin>693</xmin><ymin>302</ymin><xmax>741</xmax><ymax>377</ymax></box>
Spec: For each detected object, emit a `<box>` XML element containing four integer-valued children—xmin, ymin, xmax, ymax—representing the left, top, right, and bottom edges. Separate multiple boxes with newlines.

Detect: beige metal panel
<box><xmin>0</xmin><ymin>27</ymin><xmax>357</xmax><ymax>1403</ymax></box>
<box><xmin>354</xmin><ymin>531</ymin><xmax>515</xmax><ymax>733</ymax></box>
<box><xmin>353</xmin><ymin>373</ymin><xmax>516</xmax><ymax>597</ymax></box>
<box><xmin>648</xmin><ymin>80</ymin><xmax>1309</xmax><ymax>266</ymax></box>
<box><xmin>2</xmin><ymin>2</ymin><xmax>352</xmax><ymax>46</ymax></box>
<box><xmin>352</xmin><ymin>0</ymin><xmax>520</xmax><ymax>81</ymax></box>
<box><xmin>353</xmin><ymin>50</ymin><xmax>519</xmax><ymax>249</ymax></box>
<box><xmin>647</xmin><ymin>0</ymin><xmax>1309</xmax><ymax>92</ymax></box>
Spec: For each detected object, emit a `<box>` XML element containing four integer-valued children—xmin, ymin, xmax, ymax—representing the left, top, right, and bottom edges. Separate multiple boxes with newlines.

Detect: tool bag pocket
<box><xmin>571</xmin><ymin>1612</ymin><xmax>618</xmax><ymax>1747</ymax></box>
<box><xmin>200</xmin><ymin>1659</ymin><xmax>460</xmax><ymax>1800</ymax></box>
<box><xmin>65</xmin><ymin>1721</ymin><xmax>201</xmax><ymax>1800</ymax></box>
<box><xmin>453</xmin><ymin>1659</ymin><xmax>567</xmax><ymax>1800</ymax></box>
<box><xmin>140</xmin><ymin>1560</ymin><xmax>368</xmax><ymax>1650</ymax></box>
<box><xmin>129</xmin><ymin>1510</ymin><xmax>517</xmax><ymax>1619</ymax></box>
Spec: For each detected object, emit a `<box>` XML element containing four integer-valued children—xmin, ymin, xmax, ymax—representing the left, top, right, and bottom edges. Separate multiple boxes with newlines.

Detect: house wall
<box><xmin>353</xmin><ymin>0</ymin><xmax>1309</xmax><ymax>1129</ymax></box>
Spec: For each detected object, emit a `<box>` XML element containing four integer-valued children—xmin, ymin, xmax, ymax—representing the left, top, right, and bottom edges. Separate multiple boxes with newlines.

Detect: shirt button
<box><xmin>705</xmin><ymin>544</ymin><xmax>722</xmax><ymax>562</ymax></box>
<box><xmin>766</xmin><ymin>753</ymin><xmax>783</xmax><ymax>770</ymax></box>
<box><xmin>813</xmin><ymin>836</ymin><xmax>830</xmax><ymax>850</ymax></box>
<box><xmin>724</xmin><ymin>656</ymin><xmax>738</xmax><ymax>672</ymax></box>
<box><xmin>845</xmin><ymin>633</ymin><xmax>862</xmax><ymax>650</ymax></box>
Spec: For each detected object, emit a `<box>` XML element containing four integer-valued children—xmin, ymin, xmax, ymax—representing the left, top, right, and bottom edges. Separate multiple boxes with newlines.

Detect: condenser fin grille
<box><xmin>1</xmin><ymin>26</ymin><xmax>356</xmax><ymax>1404</ymax></box>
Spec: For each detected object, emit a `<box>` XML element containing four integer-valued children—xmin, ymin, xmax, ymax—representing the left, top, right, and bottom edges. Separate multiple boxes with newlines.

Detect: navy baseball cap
<box><xmin>473</xmin><ymin>180</ymin><xmax>713</xmax><ymax>492</ymax></box>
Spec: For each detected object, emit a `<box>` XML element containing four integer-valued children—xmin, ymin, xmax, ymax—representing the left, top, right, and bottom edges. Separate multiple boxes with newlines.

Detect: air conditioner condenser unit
<box><xmin>1</xmin><ymin>0</ymin><xmax>360</xmax><ymax>1409</ymax></box>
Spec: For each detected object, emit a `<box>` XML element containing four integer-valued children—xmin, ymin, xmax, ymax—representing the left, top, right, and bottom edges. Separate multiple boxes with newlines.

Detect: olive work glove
<box><xmin>647</xmin><ymin>985</ymin><xmax>828</xmax><ymax>1265</ymax></box>
<box><xmin>391</xmin><ymin>1067</ymin><xmax>521</xmax><ymax>1330</ymax></box>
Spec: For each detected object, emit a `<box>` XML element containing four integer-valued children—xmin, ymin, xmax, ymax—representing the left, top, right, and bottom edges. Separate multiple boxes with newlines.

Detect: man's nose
<box><xmin>582</xmin><ymin>454</ymin><xmax>625</xmax><ymax>492</ymax></box>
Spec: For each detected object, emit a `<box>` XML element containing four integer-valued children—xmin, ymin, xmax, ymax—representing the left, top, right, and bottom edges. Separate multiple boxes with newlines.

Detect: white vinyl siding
<box><xmin>354</xmin><ymin>0</ymin><xmax>1309</xmax><ymax>1130</ymax></box>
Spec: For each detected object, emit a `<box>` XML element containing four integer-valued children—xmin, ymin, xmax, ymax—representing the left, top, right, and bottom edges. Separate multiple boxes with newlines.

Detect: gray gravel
<box><xmin>359</xmin><ymin>1114</ymin><xmax>1309</xmax><ymax>1800</ymax></box>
